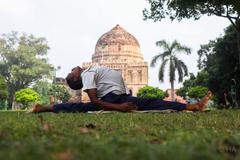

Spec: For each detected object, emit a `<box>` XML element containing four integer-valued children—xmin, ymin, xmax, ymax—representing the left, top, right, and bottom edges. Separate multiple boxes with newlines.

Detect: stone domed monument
<box><xmin>82</xmin><ymin>24</ymin><xmax>148</xmax><ymax>101</ymax></box>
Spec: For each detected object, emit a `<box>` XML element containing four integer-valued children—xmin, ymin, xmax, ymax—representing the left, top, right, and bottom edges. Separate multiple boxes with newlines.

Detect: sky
<box><xmin>0</xmin><ymin>0</ymin><xmax>230</xmax><ymax>90</ymax></box>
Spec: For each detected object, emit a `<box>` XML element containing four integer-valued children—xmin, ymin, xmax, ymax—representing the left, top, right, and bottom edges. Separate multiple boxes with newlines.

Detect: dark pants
<box><xmin>53</xmin><ymin>92</ymin><xmax>186</xmax><ymax>113</ymax></box>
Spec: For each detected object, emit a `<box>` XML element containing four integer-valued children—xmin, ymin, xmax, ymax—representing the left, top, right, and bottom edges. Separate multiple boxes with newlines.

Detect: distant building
<box><xmin>55</xmin><ymin>77</ymin><xmax>65</xmax><ymax>85</ymax></box>
<box><xmin>81</xmin><ymin>24</ymin><xmax>148</xmax><ymax>102</ymax></box>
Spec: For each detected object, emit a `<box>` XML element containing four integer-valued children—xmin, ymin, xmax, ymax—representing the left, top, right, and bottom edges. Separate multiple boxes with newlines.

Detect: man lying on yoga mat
<box><xmin>30</xmin><ymin>65</ymin><xmax>212</xmax><ymax>113</ymax></box>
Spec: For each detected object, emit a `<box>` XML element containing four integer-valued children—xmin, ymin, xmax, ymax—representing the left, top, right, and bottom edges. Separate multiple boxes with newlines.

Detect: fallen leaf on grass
<box><xmin>149</xmin><ymin>139</ymin><xmax>164</xmax><ymax>144</ymax></box>
<box><xmin>80</xmin><ymin>123</ymin><xmax>101</xmax><ymax>139</ymax></box>
<box><xmin>52</xmin><ymin>150</ymin><xmax>74</xmax><ymax>160</ymax></box>
<box><xmin>79</xmin><ymin>127</ymin><xmax>90</xmax><ymax>134</ymax></box>
<box><xmin>79</xmin><ymin>123</ymin><xmax>97</xmax><ymax>134</ymax></box>
<box><xmin>137</xmin><ymin>126</ymin><xmax>149</xmax><ymax>134</ymax></box>
<box><xmin>0</xmin><ymin>131</ymin><xmax>6</xmax><ymax>139</ymax></box>
<box><xmin>85</xmin><ymin>123</ymin><xmax>96</xmax><ymax>129</ymax></box>
<box><xmin>42</xmin><ymin>123</ymin><xmax>53</xmax><ymax>132</ymax></box>
<box><xmin>95</xmin><ymin>133</ymin><xmax>100</xmax><ymax>140</ymax></box>
<box><xmin>38</xmin><ymin>115</ymin><xmax>53</xmax><ymax>132</ymax></box>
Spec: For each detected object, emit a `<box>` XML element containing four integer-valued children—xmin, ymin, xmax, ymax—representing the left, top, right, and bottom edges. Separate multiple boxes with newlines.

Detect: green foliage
<box><xmin>150</xmin><ymin>40</ymin><xmax>191</xmax><ymax>83</ymax></box>
<box><xmin>0</xmin><ymin>76</ymin><xmax>8</xmax><ymax>109</ymax></box>
<box><xmin>176</xmin><ymin>87</ymin><xmax>187</xmax><ymax>99</ymax></box>
<box><xmin>197</xmin><ymin>25</ymin><xmax>240</xmax><ymax>104</ymax></box>
<box><xmin>143</xmin><ymin>0</ymin><xmax>240</xmax><ymax>75</ymax></box>
<box><xmin>188</xmin><ymin>86</ymin><xmax>208</xmax><ymax>99</ymax></box>
<box><xmin>1</xmin><ymin>111</ymin><xmax>240</xmax><ymax>159</ymax></box>
<box><xmin>0</xmin><ymin>32</ymin><xmax>53</xmax><ymax>108</ymax></box>
<box><xmin>197</xmin><ymin>40</ymin><xmax>216</xmax><ymax>70</ymax></box>
<box><xmin>48</xmin><ymin>84</ymin><xmax>70</xmax><ymax>103</ymax></box>
<box><xmin>0</xmin><ymin>76</ymin><xmax>8</xmax><ymax>100</ymax></box>
<box><xmin>32</xmin><ymin>81</ymin><xmax>71</xmax><ymax>104</ymax></box>
<box><xmin>15</xmin><ymin>88</ymin><xmax>40</xmax><ymax>108</ymax></box>
<box><xmin>137</xmin><ymin>86</ymin><xmax>167</xmax><ymax>99</ymax></box>
<box><xmin>143</xmin><ymin>0</ymin><xmax>239</xmax><ymax>22</ymax></box>
<box><xmin>177</xmin><ymin>71</ymin><xmax>209</xmax><ymax>98</ymax></box>
<box><xmin>32</xmin><ymin>80</ymin><xmax>52</xmax><ymax>105</ymax></box>
<box><xmin>179</xmin><ymin>25</ymin><xmax>240</xmax><ymax>105</ymax></box>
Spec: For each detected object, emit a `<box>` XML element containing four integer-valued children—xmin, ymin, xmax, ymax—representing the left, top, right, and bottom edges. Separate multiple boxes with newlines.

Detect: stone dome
<box><xmin>81</xmin><ymin>24</ymin><xmax>148</xmax><ymax>101</ymax></box>
<box><xmin>95</xmin><ymin>24</ymin><xmax>140</xmax><ymax>49</ymax></box>
<box><xmin>93</xmin><ymin>25</ymin><xmax>143</xmax><ymax>63</ymax></box>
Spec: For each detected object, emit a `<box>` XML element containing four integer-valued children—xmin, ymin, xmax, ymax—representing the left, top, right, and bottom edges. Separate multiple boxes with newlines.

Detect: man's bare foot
<box><xmin>27</xmin><ymin>104</ymin><xmax>43</xmax><ymax>113</ymax></box>
<box><xmin>186</xmin><ymin>91</ymin><xmax>213</xmax><ymax>111</ymax></box>
<box><xmin>28</xmin><ymin>104</ymin><xmax>53</xmax><ymax>113</ymax></box>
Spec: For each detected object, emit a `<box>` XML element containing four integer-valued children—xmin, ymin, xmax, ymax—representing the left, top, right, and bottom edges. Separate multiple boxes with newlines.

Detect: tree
<box><xmin>176</xmin><ymin>73</ymin><xmax>196</xmax><ymax>98</ymax></box>
<box><xmin>177</xmin><ymin>71</ymin><xmax>209</xmax><ymax>98</ymax></box>
<box><xmin>0</xmin><ymin>76</ymin><xmax>8</xmax><ymax>100</ymax></box>
<box><xmin>32</xmin><ymin>80</ymin><xmax>52</xmax><ymax>105</ymax></box>
<box><xmin>143</xmin><ymin>0</ymin><xmax>240</xmax><ymax>69</ymax></box>
<box><xmin>197</xmin><ymin>40</ymin><xmax>216</xmax><ymax>70</ymax></box>
<box><xmin>197</xmin><ymin>25</ymin><xmax>240</xmax><ymax>105</ymax></box>
<box><xmin>0</xmin><ymin>32</ymin><xmax>53</xmax><ymax>108</ymax></box>
<box><xmin>33</xmin><ymin>81</ymin><xmax>71</xmax><ymax>104</ymax></box>
<box><xmin>15</xmin><ymin>88</ymin><xmax>40</xmax><ymax>109</ymax></box>
<box><xmin>150</xmin><ymin>40</ymin><xmax>191</xmax><ymax>101</ymax></box>
<box><xmin>0</xmin><ymin>76</ymin><xmax>8</xmax><ymax>109</ymax></box>
<box><xmin>48</xmin><ymin>84</ymin><xmax>70</xmax><ymax>103</ymax></box>
<box><xmin>137</xmin><ymin>86</ymin><xmax>167</xmax><ymax>99</ymax></box>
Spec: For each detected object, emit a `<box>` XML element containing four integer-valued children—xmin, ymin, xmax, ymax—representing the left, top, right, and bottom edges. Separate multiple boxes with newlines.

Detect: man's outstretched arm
<box><xmin>86</xmin><ymin>89</ymin><xmax>137</xmax><ymax>112</ymax></box>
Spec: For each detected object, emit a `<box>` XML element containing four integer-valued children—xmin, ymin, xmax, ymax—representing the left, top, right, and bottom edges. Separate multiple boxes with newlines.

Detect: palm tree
<box><xmin>150</xmin><ymin>40</ymin><xmax>191</xmax><ymax>101</ymax></box>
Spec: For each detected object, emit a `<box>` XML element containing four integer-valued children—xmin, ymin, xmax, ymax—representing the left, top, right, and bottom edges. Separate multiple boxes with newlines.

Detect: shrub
<box><xmin>48</xmin><ymin>85</ymin><xmax>70</xmax><ymax>103</ymax></box>
<box><xmin>33</xmin><ymin>81</ymin><xmax>71</xmax><ymax>104</ymax></box>
<box><xmin>32</xmin><ymin>80</ymin><xmax>52</xmax><ymax>105</ymax></box>
<box><xmin>137</xmin><ymin>86</ymin><xmax>167</xmax><ymax>99</ymax></box>
<box><xmin>188</xmin><ymin>86</ymin><xmax>208</xmax><ymax>99</ymax></box>
<box><xmin>15</xmin><ymin>88</ymin><xmax>40</xmax><ymax>108</ymax></box>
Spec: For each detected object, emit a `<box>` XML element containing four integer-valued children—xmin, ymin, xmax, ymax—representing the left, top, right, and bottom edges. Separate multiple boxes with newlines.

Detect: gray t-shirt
<box><xmin>81</xmin><ymin>65</ymin><xmax>128</xmax><ymax>98</ymax></box>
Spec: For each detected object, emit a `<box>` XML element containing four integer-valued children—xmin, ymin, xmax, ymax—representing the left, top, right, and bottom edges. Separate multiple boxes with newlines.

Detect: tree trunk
<box><xmin>11</xmin><ymin>97</ymin><xmax>22</xmax><ymax>110</ymax></box>
<box><xmin>7</xmin><ymin>94</ymin><xmax>14</xmax><ymax>110</ymax></box>
<box><xmin>7</xmin><ymin>85</ymin><xmax>16</xmax><ymax>109</ymax></box>
<box><xmin>171</xmin><ymin>81</ymin><xmax>175</xmax><ymax>101</ymax></box>
<box><xmin>235</xmin><ymin>20</ymin><xmax>240</xmax><ymax>70</ymax></box>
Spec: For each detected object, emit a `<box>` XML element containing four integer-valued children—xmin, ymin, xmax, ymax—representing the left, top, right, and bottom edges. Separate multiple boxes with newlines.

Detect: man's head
<box><xmin>65</xmin><ymin>66</ymin><xmax>83</xmax><ymax>90</ymax></box>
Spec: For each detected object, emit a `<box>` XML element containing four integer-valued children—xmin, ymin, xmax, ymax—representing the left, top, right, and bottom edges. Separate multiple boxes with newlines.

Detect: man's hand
<box><xmin>117</xmin><ymin>102</ymin><xmax>138</xmax><ymax>112</ymax></box>
<box><xmin>86</xmin><ymin>89</ymin><xmax>138</xmax><ymax>112</ymax></box>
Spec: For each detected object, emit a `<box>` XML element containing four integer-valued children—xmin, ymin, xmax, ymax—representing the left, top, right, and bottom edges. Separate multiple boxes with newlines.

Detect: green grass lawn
<box><xmin>1</xmin><ymin>110</ymin><xmax>240</xmax><ymax>160</ymax></box>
